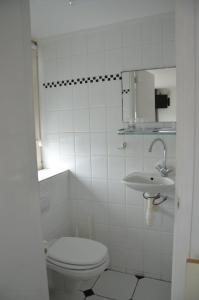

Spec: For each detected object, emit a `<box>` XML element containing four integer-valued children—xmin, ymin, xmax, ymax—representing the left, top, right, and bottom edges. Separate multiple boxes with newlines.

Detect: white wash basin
<box><xmin>122</xmin><ymin>172</ymin><xmax>175</xmax><ymax>194</ymax></box>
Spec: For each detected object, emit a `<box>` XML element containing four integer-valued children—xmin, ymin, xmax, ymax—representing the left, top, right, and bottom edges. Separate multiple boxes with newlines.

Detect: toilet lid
<box><xmin>47</xmin><ymin>237</ymin><xmax>108</xmax><ymax>266</ymax></box>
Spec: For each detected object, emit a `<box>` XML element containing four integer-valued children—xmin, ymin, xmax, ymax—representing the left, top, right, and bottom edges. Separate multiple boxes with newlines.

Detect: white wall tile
<box><xmin>142</xmin><ymin>44</ymin><xmax>163</xmax><ymax>68</ymax></box>
<box><xmin>143</xmin><ymin>157</ymin><xmax>161</xmax><ymax>173</ymax></box>
<box><xmin>162</xmin><ymin>13</ymin><xmax>175</xmax><ymax>42</ymax></box>
<box><xmin>91</xmin><ymin>156</ymin><xmax>107</xmax><ymax>179</ymax></box>
<box><xmin>109</xmin><ymin>204</ymin><xmax>125</xmax><ymax>226</ymax></box>
<box><xmin>90</xmin><ymin>107</ymin><xmax>106</xmax><ymax>132</ymax></box>
<box><xmin>123</xmin><ymin>45</ymin><xmax>142</xmax><ymax>69</ymax></box>
<box><xmin>108</xmin><ymin>180</ymin><xmax>125</xmax><ymax>205</ymax></box>
<box><xmin>105</xmin><ymin>25</ymin><xmax>122</xmax><ymax>50</ymax></box>
<box><xmin>105</xmin><ymin>81</ymin><xmax>122</xmax><ymax>107</ymax></box>
<box><xmin>92</xmin><ymin>202</ymin><xmax>109</xmax><ymax>225</ymax></box>
<box><xmin>43</xmin><ymin>59</ymin><xmax>57</xmax><ymax>82</ymax></box>
<box><xmin>45</xmin><ymin>111</ymin><xmax>60</xmax><ymax>133</ymax></box>
<box><xmin>75</xmin><ymin>133</ymin><xmax>90</xmax><ymax>155</ymax></box>
<box><xmin>125</xmin><ymin>249</ymin><xmax>143</xmax><ymax>273</ymax></box>
<box><xmin>122</xmin><ymin>20</ymin><xmax>142</xmax><ymax>47</ymax></box>
<box><xmin>159</xmin><ymin>232</ymin><xmax>173</xmax><ymax>255</ymax></box>
<box><xmin>125</xmin><ymin>135</ymin><xmax>143</xmax><ymax>156</ymax></box>
<box><xmin>107</xmin><ymin>106</ymin><xmax>123</xmax><ymax>131</ymax></box>
<box><xmin>61</xmin><ymin>155</ymin><xmax>75</xmax><ymax>172</ymax></box>
<box><xmin>43</xmin><ymin>134</ymin><xmax>60</xmax><ymax>168</ymax></box>
<box><xmin>40</xmin><ymin>40</ymin><xmax>57</xmax><ymax>60</ymax></box>
<box><xmin>73</xmin><ymin>85</ymin><xmax>89</xmax><ymax>109</ymax></box>
<box><xmin>57</xmin><ymin>57</ymin><xmax>72</xmax><ymax>81</ymax></box>
<box><xmin>75</xmin><ymin>156</ymin><xmax>91</xmax><ymax>178</ymax></box>
<box><xmin>126</xmin><ymin>188</ymin><xmax>143</xmax><ymax>206</ymax></box>
<box><xmin>143</xmin><ymin>230</ymin><xmax>161</xmax><ymax>255</ymax></box>
<box><xmin>59</xmin><ymin>133</ymin><xmax>75</xmax><ymax>156</ymax></box>
<box><xmin>72</xmin><ymin>54</ymin><xmax>88</xmax><ymax>78</ymax></box>
<box><xmin>125</xmin><ymin>157</ymin><xmax>143</xmax><ymax>174</ymax></box>
<box><xmin>160</xmin><ymin>254</ymin><xmax>172</xmax><ymax>281</ymax></box>
<box><xmin>126</xmin><ymin>205</ymin><xmax>144</xmax><ymax>228</ymax></box>
<box><xmin>163</xmin><ymin>40</ymin><xmax>176</xmax><ymax>67</ymax></box>
<box><xmin>143</xmin><ymin>253</ymin><xmax>161</xmax><ymax>277</ymax></box>
<box><xmin>94</xmin><ymin>224</ymin><xmax>110</xmax><ymax>246</ymax></box>
<box><xmin>110</xmin><ymin>226</ymin><xmax>127</xmax><ymax>245</ymax></box>
<box><xmin>77</xmin><ymin>199</ymin><xmax>93</xmax><ymax>223</ymax></box>
<box><xmin>105</xmin><ymin>49</ymin><xmax>122</xmax><ymax>74</ymax></box>
<box><xmin>142</xmin><ymin>17</ymin><xmax>162</xmax><ymax>44</ymax></box>
<box><xmin>87</xmin><ymin>30</ymin><xmax>105</xmax><ymax>53</ymax></box>
<box><xmin>89</xmin><ymin>82</ymin><xmax>106</xmax><ymax>107</ymax></box>
<box><xmin>91</xmin><ymin>133</ymin><xmax>107</xmax><ymax>155</ymax></box>
<box><xmin>72</xmin><ymin>33</ymin><xmax>87</xmax><ymax>55</ymax></box>
<box><xmin>56</xmin><ymin>86</ymin><xmax>73</xmax><ymax>110</ymax></box>
<box><xmin>59</xmin><ymin>110</ymin><xmax>73</xmax><ymax>132</ymax></box>
<box><xmin>91</xmin><ymin>179</ymin><xmax>108</xmax><ymax>202</ymax></box>
<box><xmin>57</xmin><ymin>36</ymin><xmax>72</xmax><ymax>58</ymax></box>
<box><xmin>109</xmin><ymin>246</ymin><xmax>126</xmax><ymax>272</ymax></box>
<box><xmin>108</xmin><ymin>156</ymin><xmax>125</xmax><ymax>180</ymax></box>
<box><xmin>126</xmin><ymin>228</ymin><xmax>144</xmax><ymax>251</ymax></box>
<box><xmin>73</xmin><ymin>109</ymin><xmax>90</xmax><ymax>132</ymax></box>
<box><xmin>107</xmin><ymin>131</ymin><xmax>125</xmax><ymax>156</ymax></box>
<box><xmin>88</xmin><ymin>52</ymin><xmax>105</xmax><ymax>76</ymax></box>
<box><xmin>70</xmin><ymin>176</ymin><xmax>92</xmax><ymax>200</ymax></box>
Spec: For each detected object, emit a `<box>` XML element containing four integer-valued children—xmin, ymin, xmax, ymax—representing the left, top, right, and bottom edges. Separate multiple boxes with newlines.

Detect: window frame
<box><xmin>32</xmin><ymin>41</ymin><xmax>43</xmax><ymax>170</ymax></box>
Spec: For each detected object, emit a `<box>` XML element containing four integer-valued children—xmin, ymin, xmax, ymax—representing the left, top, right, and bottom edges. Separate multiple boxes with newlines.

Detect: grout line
<box><xmin>130</xmin><ymin>278</ymin><xmax>139</xmax><ymax>299</ymax></box>
<box><xmin>143</xmin><ymin>274</ymin><xmax>171</xmax><ymax>283</ymax></box>
<box><xmin>91</xmin><ymin>275</ymin><xmax>101</xmax><ymax>289</ymax></box>
<box><xmin>108</xmin><ymin>268</ymin><xmax>171</xmax><ymax>283</ymax></box>
<box><xmin>94</xmin><ymin>292</ymin><xmax>115</xmax><ymax>300</ymax></box>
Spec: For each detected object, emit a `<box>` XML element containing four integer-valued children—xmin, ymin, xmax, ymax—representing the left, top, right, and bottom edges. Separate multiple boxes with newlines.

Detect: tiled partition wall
<box><xmin>39</xmin><ymin>172</ymin><xmax>72</xmax><ymax>241</ymax></box>
<box><xmin>39</xmin><ymin>12</ymin><xmax>176</xmax><ymax>281</ymax></box>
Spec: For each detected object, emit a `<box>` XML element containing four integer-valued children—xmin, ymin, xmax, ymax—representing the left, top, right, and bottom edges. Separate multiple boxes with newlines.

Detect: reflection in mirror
<box><xmin>122</xmin><ymin>68</ymin><xmax>176</xmax><ymax>125</ymax></box>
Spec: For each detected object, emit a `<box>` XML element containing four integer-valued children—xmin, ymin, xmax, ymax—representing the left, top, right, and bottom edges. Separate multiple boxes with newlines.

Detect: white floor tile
<box><xmin>133</xmin><ymin>278</ymin><xmax>171</xmax><ymax>300</ymax></box>
<box><xmin>93</xmin><ymin>270</ymin><xmax>137</xmax><ymax>300</ymax></box>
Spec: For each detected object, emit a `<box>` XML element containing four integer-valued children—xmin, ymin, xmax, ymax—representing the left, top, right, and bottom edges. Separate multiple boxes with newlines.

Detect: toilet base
<box><xmin>50</xmin><ymin>269</ymin><xmax>83</xmax><ymax>297</ymax></box>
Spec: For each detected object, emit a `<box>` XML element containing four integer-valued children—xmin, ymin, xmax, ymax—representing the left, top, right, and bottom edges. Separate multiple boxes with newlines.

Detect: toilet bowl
<box><xmin>45</xmin><ymin>237</ymin><xmax>109</xmax><ymax>294</ymax></box>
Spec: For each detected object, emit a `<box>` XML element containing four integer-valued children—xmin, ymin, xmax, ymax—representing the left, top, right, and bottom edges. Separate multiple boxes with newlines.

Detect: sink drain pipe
<box><xmin>143</xmin><ymin>193</ymin><xmax>168</xmax><ymax>225</ymax></box>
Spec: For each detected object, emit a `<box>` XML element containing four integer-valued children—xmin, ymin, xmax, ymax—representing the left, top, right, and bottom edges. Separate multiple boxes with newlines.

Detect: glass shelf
<box><xmin>117</xmin><ymin>125</ymin><xmax>176</xmax><ymax>135</ymax></box>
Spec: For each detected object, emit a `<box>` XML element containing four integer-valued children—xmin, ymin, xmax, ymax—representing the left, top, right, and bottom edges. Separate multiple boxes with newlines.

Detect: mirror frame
<box><xmin>121</xmin><ymin>66</ymin><xmax>176</xmax><ymax>128</ymax></box>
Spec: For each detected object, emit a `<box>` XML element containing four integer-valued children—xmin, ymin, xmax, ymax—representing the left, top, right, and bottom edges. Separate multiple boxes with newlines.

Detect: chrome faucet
<box><xmin>148</xmin><ymin>138</ymin><xmax>171</xmax><ymax>177</ymax></box>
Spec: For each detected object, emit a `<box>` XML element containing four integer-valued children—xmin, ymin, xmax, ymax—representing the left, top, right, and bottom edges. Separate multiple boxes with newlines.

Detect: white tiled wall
<box><xmin>39</xmin><ymin>172</ymin><xmax>72</xmax><ymax>241</ymax></box>
<box><xmin>39</xmin><ymin>12</ymin><xmax>175</xmax><ymax>281</ymax></box>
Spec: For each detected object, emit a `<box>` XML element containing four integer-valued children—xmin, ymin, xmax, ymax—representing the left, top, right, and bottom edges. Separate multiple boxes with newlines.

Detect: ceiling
<box><xmin>30</xmin><ymin>0</ymin><xmax>175</xmax><ymax>39</ymax></box>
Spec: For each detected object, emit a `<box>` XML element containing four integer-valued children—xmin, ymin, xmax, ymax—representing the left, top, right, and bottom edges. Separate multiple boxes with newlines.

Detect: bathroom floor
<box><xmin>50</xmin><ymin>269</ymin><xmax>171</xmax><ymax>300</ymax></box>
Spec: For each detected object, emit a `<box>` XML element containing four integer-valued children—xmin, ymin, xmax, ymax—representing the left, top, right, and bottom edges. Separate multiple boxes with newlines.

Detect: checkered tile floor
<box><xmin>50</xmin><ymin>269</ymin><xmax>171</xmax><ymax>300</ymax></box>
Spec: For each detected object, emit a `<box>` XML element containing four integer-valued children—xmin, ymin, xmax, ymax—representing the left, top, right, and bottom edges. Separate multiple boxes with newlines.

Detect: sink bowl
<box><xmin>122</xmin><ymin>172</ymin><xmax>175</xmax><ymax>194</ymax></box>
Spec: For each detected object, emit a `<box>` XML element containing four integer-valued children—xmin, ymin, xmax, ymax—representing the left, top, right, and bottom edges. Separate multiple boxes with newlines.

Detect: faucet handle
<box><xmin>163</xmin><ymin>168</ymin><xmax>173</xmax><ymax>176</ymax></box>
<box><xmin>155</xmin><ymin>164</ymin><xmax>172</xmax><ymax>177</ymax></box>
<box><xmin>155</xmin><ymin>164</ymin><xmax>163</xmax><ymax>172</ymax></box>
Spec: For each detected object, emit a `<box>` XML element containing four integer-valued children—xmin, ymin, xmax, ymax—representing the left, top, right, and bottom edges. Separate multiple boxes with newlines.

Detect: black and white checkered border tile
<box><xmin>122</xmin><ymin>88</ymin><xmax>130</xmax><ymax>95</ymax></box>
<box><xmin>43</xmin><ymin>73</ymin><xmax>122</xmax><ymax>89</ymax></box>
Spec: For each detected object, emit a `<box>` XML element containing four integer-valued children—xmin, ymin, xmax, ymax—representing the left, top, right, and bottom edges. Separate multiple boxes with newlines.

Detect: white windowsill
<box><xmin>38</xmin><ymin>168</ymin><xmax>68</xmax><ymax>182</ymax></box>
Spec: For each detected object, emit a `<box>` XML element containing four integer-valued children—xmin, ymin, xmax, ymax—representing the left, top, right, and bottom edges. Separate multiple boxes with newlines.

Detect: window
<box><xmin>32</xmin><ymin>41</ymin><xmax>43</xmax><ymax>170</ymax></box>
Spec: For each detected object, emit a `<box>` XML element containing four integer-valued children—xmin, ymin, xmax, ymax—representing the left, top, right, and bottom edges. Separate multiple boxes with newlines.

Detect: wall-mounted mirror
<box><xmin>121</xmin><ymin>67</ymin><xmax>176</xmax><ymax>134</ymax></box>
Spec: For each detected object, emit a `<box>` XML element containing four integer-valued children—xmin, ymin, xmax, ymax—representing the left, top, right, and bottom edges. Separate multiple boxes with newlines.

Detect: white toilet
<box><xmin>45</xmin><ymin>237</ymin><xmax>109</xmax><ymax>296</ymax></box>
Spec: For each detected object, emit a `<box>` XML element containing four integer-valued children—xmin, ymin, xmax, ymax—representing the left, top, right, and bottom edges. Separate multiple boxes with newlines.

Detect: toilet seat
<box><xmin>47</xmin><ymin>255</ymin><xmax>108</xmax><ymax>270</ymax></box>
<box><xmin>47</xmin><ymin>237</ymin><xmax>108</xmax><ymax>270</ymax></box>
